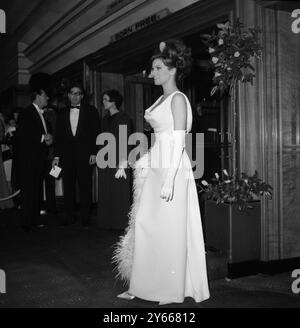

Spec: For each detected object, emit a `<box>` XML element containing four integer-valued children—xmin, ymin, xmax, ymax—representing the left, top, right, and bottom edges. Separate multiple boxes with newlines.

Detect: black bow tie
<box><xmin>71</xmin><ymin>105</ymin><xmax>80</xmax><ymax>109</ymax></box>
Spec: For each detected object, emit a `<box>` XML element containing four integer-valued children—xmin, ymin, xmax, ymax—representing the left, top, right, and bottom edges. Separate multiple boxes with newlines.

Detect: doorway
<box><xmin>124</xmin><ymin>74</ymin><xmax>161</xmax><ymax>150</ymax></box>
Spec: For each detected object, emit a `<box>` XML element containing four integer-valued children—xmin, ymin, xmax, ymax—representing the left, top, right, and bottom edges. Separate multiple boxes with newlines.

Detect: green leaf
<box><xmin>211</xmin><ymin>86</ymin><xmax>218</xmax><ymax>96</ymax></box>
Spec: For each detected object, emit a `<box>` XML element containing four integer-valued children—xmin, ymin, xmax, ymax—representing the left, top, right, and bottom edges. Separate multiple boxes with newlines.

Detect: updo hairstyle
<box><xmin>151</xmin><ymin>39</ymin><xmax>192</xmax><ymax>81</ymax></box>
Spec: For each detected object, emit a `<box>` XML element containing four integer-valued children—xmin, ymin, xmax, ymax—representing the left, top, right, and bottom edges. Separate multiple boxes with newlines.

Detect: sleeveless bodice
<box><xmin>143</xmin><ymin>91</ymin><xmax>193</xmax><ymax>169</ymax></box>
<box><xmin>144</xmin><ymin>91</ymin><xmax>193</xmax><ymax>135</ymax></box>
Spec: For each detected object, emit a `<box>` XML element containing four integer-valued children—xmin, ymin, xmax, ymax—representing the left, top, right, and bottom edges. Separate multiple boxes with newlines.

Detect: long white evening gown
<box><xmin>113</xmin><ymin>91</ymin><xmax>210</xmax><ymax>304</ymax></box>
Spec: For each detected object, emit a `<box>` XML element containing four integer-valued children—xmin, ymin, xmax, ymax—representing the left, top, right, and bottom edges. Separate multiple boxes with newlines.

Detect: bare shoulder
<box><xmin>171</xmin><ymin>93</ymin><xmax>187</xmax><ymax>117</ymax></box>
<box><xmin>171</xmin><ymin>92</ymin><xmax>187</xmax><ymax>129</ymax></box>
<box><xmin>171</xmin><ymin>92</ymin><xmax>186</xmax><ymax>105</ymax></box>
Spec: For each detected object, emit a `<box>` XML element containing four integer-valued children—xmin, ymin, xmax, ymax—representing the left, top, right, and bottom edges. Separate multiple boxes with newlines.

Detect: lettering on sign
<box><xmin>110</xmin><ymin>9</ymin><xmax>170</xmax><ymax>43</ymax></box>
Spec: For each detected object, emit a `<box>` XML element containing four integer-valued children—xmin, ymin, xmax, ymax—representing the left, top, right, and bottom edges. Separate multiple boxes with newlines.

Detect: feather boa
<box><xmin>112</xmin><ymin>154</ymin><xmax>149</xmax><ymax>284</ymax></box>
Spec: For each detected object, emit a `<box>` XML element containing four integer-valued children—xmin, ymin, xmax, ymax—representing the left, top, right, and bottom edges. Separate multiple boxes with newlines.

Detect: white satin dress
<box><xmin>114</xmin><ymin>91</ymin><xmax>210</xmax><ymax>304</ymax></box>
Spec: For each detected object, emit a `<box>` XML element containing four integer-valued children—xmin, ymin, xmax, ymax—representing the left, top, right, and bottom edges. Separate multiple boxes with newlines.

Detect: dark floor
<box><xmin>0</xmin><ymin>207</ymin><xmax>300</xmax><ymax>308</ymax></box>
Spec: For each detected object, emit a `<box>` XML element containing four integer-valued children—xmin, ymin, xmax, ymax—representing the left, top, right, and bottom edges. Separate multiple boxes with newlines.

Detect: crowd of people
<box><xmin>0</xmin><ymin>83</ymin><xmax>133</xmax><ymax>229</ymax></box>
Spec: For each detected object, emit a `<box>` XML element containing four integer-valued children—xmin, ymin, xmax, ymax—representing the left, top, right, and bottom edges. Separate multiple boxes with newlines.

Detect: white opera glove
<box><xmin>115</xmin><ymin>159</ymin><xmax>128</xmax><ymax>179</ymax></box>
<box><xmin>160</xmin><ymin>130</ymin><xmax>186</xmax><ymax>202</ymax></box>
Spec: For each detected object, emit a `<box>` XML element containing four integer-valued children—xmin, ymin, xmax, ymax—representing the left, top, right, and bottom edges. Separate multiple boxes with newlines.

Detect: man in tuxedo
<box><xmin>17</xmin><ymin>89</ymin><xmax>53</xmax><ymax>231</ymax></box>
<box><xmin>42</xmin><ymin>104</ymin><xmax>57</xmax><ymax>214</ymax></box>
<box><xmin>53</xmin><ymin>84</ymin><xmax>100</xmax><ymax>228</ymax></box>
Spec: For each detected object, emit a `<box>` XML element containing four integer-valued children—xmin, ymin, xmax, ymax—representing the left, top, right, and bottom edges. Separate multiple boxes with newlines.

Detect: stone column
<box><xmin>235</xmin><ymin>0</ymin><xmax>300</xmax><ymax>261</ymax></box>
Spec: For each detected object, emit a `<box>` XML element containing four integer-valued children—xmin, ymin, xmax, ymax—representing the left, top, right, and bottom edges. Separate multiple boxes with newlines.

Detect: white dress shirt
<box><xmin>70</xmin><ymin>107</ymin><xmax>80</xmax><ymax>136</ymax></box>
<box><xmin>32</xmin><ymin>102</ymin><xmax>47</xmax><ymax>142</ymax></box>
<box><xmin>54</xmin><ymin>106</ymin><xmax>80</xmax><ymax>161</ymax></box>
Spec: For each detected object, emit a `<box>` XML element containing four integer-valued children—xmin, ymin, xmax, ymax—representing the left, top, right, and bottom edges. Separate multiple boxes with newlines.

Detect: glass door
<box><xmin>124</xmin><ymin>74</ymin><xmax>161</xmax><ymax>138</ymax></box>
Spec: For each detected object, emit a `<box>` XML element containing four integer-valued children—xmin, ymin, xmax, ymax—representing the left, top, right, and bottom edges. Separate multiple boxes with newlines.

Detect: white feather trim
<box><xmin>112</xmin><ymin>153</ymin><xmax>149</xmax><ymax>284</ymax></box>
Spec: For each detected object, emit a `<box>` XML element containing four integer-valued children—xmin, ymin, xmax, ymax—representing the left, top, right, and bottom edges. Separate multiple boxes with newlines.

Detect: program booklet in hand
<box><xmin>49</xmin><ymin>165</ymin><xmax>62</xmax><ymax>178</ymax></box>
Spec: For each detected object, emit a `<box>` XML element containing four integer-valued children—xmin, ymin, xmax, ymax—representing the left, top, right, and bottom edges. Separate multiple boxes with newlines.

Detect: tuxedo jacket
<box><xmin>54</xmin><ymin>104</ymin><xmax>100</xmax><ymax>166</ymax></box>
<box><xmin>16</xmin><ymin>104</ymin><xmax>49</xmax><ymax>164</ymax></box>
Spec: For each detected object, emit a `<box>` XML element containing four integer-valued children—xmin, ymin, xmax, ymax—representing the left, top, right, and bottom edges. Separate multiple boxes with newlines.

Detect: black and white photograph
<box><xmin>0</xmin><ymin>0</ymin><xmax>300</xmax><ymax>317</ymax></box>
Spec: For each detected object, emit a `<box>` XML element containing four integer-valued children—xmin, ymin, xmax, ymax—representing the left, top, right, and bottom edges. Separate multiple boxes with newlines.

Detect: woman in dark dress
<box><xmin>97</xmin><ymin>90</ymin><xmax>133</xmax><ymax>230</ymax></box>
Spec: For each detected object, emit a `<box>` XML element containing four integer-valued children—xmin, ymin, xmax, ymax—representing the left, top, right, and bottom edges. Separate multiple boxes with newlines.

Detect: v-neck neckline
<box><xmin>146</xmin><ymin>90</ymin><xmax>180</xmax><ymax>114</ymax></box>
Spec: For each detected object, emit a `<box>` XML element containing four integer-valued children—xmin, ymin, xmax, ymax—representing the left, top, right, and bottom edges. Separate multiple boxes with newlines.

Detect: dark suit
<box><xmin>43</xmin><ymin>108</ymin><xmax>57</xmax><ymax>212</ymax></box>
<box><xmin>16</xmin><ymin>104</ymin><xmax>49</xmax><ymax>228</ymax></box>
<box><xmin>54</xmin><ymin>104</ymin><xmax>100</xmax><ymax>226</ymax></box>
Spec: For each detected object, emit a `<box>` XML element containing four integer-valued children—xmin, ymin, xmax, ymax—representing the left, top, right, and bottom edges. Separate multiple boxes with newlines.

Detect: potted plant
<box><xmin>202</xmin><ymin>19</ymin><xmax>262</xmax><ymax>176</ymax></box>
<box><xmin>198</xmin><ymin>19</ymin><xmax>266</xmax><ymax>278</ymax></box>
<box><xmin>202</xmin><ymin>18</ymin><xmax>262</xmax><ymax>96</ymax></box>
<box><xmin>198</xmin><ymin>170</ymin><xmax>272</xmax><ymax>275</ymax></box>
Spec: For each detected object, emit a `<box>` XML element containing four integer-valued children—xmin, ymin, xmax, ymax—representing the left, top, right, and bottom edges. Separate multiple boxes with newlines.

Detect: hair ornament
<box><xmin>159</xmin><ymin>41</ymin><xmax>166</xmax><ymax>52</ymax></box>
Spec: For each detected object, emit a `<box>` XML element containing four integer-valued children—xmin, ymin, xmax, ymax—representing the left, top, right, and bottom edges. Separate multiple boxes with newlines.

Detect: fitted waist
<box><xmin>153</xmin><ymin>131</ymin><xmax>173</xmax><ymax>141</ymax></box>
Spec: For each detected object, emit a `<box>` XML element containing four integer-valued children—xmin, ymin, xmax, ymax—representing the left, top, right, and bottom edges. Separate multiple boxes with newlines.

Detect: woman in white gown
<box><xmin>113</xmin><ymin>39</ymin><xmax>210</xmax><ymax>305</ymax></box>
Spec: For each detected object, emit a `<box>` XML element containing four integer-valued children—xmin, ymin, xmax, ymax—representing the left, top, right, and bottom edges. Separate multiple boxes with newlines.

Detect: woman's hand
<box><xmin>160</xmin><ymin>177</ymin><xmax>174</xmax><ymax>202</ymax></box>
<box><xmin>115</xmin><ymin>168</ymin><xmax>127</xmax><ymax>179</ymax></box>
<box><xmin>89</xmin><ymin>155</ymin><xmax>96</xmax><ymax>165</ymax></box>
